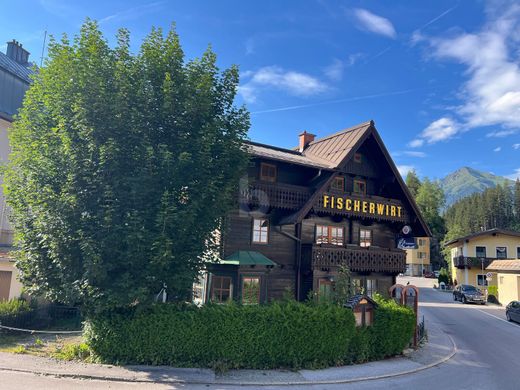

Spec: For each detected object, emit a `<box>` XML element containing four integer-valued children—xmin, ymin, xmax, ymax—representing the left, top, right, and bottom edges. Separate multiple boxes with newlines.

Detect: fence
<box><xmin>417</xmin><ymin>315</ymin><xmax>426</xmax><ymax>343</ymax></box>
<box><xmin>0</xmin><ymin>303</ymin><xmax>82</xmax><ymax>331</ymax></box>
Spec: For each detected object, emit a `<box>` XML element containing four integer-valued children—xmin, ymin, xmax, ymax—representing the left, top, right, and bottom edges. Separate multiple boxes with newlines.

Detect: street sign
<box><xmin>486</xmin><ymin>272</ymin><xmax>493</xmax><ymax>278</ymax></box>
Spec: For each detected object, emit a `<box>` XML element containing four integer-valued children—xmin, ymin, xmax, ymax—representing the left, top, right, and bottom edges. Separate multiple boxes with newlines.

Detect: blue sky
<box><xmin>1</xmin><ymin>0</ymin><xmax>520</xmax><ymax>180</ymax></box>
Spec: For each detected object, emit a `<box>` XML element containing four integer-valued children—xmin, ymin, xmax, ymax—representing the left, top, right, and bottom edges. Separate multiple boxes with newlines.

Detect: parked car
<box><xmin>423</xmin><ymin>271</ymin><xmax>435</xmax><ymax>278</ymax></box>
<box><xmin>453</xmin><ymin>284</ymin><xmax>486</xmax><ymax>304</ymax></box>
<box><xmin>506</xmin><ymin>301</ymin><xmax>520</xmax><ymax>323</ymax></box>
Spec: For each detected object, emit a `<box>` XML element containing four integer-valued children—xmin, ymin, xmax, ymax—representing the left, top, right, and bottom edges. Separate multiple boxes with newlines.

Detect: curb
<box><xmin>0</xmin><ymin>334</ymin><xmax>457</xmax><ymax>386</ymax></box>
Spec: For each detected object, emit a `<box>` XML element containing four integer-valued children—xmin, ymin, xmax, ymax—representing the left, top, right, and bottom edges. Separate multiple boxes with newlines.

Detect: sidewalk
<box><xmin>0</xmin><ymin>324</ymin><xmax>456</xmax><ymax>386</ymax></box>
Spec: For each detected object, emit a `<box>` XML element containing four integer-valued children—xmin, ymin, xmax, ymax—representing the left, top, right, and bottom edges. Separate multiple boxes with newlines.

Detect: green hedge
<box><xmin>86</xmin><ymin>299</ymin><xmax>415</xmax><ymax>370</ymax></box>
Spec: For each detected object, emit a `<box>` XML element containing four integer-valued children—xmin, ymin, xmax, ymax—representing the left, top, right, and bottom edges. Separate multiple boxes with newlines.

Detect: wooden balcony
<box><xmin>453</xmin><ymin>256</ymin><xmax>494</xmax><ymax>269</ymax></box>
<box><xmin>312</xmin><ymin>245</ymin><xmax>406</xmax><ymax>273</ymax></box>
<box><xmin>239</xmin><ymin>181</ymin><xmax>311</xmax><ymax>210</ymax></box>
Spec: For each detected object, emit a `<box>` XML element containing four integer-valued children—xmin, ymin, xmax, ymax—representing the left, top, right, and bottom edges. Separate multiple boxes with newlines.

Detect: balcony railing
<box><xmin>453</xmin><ymin>256</ymin><xmax>494</xmax><ymax>269</ymax></box>
<box><xmin>312</xmin><ymin>245</ymin><xmax>406</xmax><ymax>273</ymax></box>
<box><xmin>239</xmin><ymin>181</ymin><xmax>311</xmax><ymax>210</ymax></box>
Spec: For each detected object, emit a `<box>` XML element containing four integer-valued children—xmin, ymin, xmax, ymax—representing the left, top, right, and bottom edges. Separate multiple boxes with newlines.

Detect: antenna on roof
<box><xmin>40</xmin><ymin>29</ymin><xmax>47</xmax><ymax>67</ymax></box>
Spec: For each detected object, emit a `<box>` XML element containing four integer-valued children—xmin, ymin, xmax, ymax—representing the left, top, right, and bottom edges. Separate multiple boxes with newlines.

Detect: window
<box><xmin>318</xmin><ymin>278</ymin><xmax>333</xmax><ymax>300</ymax></box>
<box><xmin>477</xmin><ymin>274</ymin><xmax>488</xmax><ymax>287</ymax></box>
<box><xmin>366</xmin><ymin>279</ymin><xmax>377</xmax><ymax>297</ymax></box>
<box><xmin>315</xmin><ymin>225</ymin><xmax>344</xmax><ymax>245</ymax></box>
<box><xmin>252</xmin><ymin>218</ymin><xmax>269</xmax><ymax>244</ymax></box>
<box><xmin>242</xmin><ymin>276</ymin><xmax>261</xmax><ymax>304</ymax></box>
<box><xmin>211</xmin><ymin>275</ymin><xmax>232</xmax><ymax>303</ymax></box>
<box><xmin>260</xmin><ymin>163</ymin><xmax>277</xmax><ymax>182</ymax></box>
<box><xmin>517</xmin><ymin>247</ymin><xmax>520</xmax><ymax>259</ymax></box>
<box><xmin>354</xmin><ymin>153</ymin><xmax>362</xmax><ymax>163</ymax></box>
<box><xmin>496</xmin><ymin>247</ymin><xmax>507</xmax><ymax>259</ymax></box>
<box><xmin>352</xmin><ymin>278</ymin><xmax>362</xmax><ymax>294</ymax></box>
<box><xmin>418</xmin><ymin>252</ymin><xmax>426</xmax><ymax>259</ymax></box>
<box><xmin>353</xmin><ymin>179</ymin><xmax>366</xmax><ymax>195</ymax></box>
<box><xmin>331</xmin><ymin>176</ymin><xmax>345</xmax><ymax>191</ymax></box>
<box><xmin>476</xmin><ymin>246</ymin><xmax>486</xmax><ymax>258</ymax></box>
<box><xmin>418</xmin><ymin>239</ymin><xmax>424</xmax><ymax>246</ymax></box>
<box><xmin>360</xmin><ymin>229</ymin><xmax>372</xmax><ymax>247</ymax></box>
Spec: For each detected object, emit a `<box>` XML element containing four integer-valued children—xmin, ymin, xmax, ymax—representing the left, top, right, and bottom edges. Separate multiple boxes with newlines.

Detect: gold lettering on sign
<box><xmin>321</xmin><ymin>194</ymin><xmax>404</xmax><ymax>220</ymax></box>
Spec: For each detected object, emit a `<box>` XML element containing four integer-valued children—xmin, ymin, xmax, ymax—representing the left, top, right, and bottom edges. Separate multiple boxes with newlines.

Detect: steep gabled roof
<box><xmin>273</xmin><ymin>120</ymin><xmax>431</xmax><ymax>237</ymax></box>
<box><xmin>444</xmin><ymin>228</ymin><xmax>520</xmax><ymax>247</ymax></box>
<box><xmin>246</xmin><ymin>141</ymin><xmax>331</xmax><ymax>170</ymax></box>
<box><xmin>0</xmin><ymin>52</ymin><xmax>32</xmax><ymax>84</ymax></box>
<box><xmin>302</xmin><ymin>121</ymin><xmax>372</xmax><ymax>168</ymax></box>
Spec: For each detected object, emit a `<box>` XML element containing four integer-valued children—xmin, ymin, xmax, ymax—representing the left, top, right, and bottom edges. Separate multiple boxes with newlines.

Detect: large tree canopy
<box><xmin>5</xmin><ymin>21</ymin><xmax>250</xmax><ymax>314</ymax></box>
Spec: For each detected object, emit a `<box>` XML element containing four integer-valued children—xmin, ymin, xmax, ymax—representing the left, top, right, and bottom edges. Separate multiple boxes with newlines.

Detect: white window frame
<box><xmin>476</xmin><ymin>274</ymin><xmax>488</xmax><ymax>287</ymax></box>
<box><xmin>475</xmin><ymin>245</ymin><xmax>487</xmax><ymax>258</ymax></box>
<box><xmin>496</xmin><ymin>246</ymin><xmax>507</xmax><ymax>259</ymax></box>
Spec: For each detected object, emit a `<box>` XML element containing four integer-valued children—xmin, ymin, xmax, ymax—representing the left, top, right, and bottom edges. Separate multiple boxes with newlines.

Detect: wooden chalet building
<box><xmin>201</xmin><ymin>120</ymin><xmax>431</xmax><ymax>304</ymax></box>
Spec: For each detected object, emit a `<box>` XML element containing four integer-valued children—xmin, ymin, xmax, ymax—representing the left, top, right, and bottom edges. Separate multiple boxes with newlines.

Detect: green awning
<box><xmin>219</xmin><ymin>251</ymin><xmax>277</xmax><ymax>267</ymax></box>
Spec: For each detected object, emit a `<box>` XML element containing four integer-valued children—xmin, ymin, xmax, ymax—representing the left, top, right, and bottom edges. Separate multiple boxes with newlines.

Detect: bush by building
<box><xmin>86</xmin><ymin>299</ymin><xmax>415</xmax><ymax>370</ymax></box>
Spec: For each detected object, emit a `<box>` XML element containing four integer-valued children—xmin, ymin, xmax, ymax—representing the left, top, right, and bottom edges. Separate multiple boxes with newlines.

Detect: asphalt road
<box><xmin>1</xmin><ymin>276</ymin><xmax>519</xmax><ymax>389</ymax></box>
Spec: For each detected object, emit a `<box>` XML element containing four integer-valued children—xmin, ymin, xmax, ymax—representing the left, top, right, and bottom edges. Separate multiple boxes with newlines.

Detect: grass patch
<box><xmin>0</xmin><ymin>331</ymin><xmax>86</xmax><ymax>359</ymax></box>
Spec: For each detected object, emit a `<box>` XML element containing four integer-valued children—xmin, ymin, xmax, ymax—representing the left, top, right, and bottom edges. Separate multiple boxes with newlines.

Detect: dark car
<box><xmin>506</xmin><ymin>301</ymin><xmax>520</xmax><ymax>323</ymax></box>
<box><xmin>453</xmin><ymin>284</ymin><xmax>486</xmax><ymax>304</ymax></box>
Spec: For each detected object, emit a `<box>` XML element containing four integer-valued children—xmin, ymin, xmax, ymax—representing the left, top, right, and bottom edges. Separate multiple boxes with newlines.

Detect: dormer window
<box><xmin>353</xmin><ymin>179</ymin><xmax>366</xmax><ymax>195</ymax></box>
<box><xmin>331</xmin><ymin>176</ymin><xmax>345</xmax><ymax>191</ymax></box>
<box><xmin>260</xmin><ymin>163</ymin><xmax>277</xmax><ymax>182</ymax></box>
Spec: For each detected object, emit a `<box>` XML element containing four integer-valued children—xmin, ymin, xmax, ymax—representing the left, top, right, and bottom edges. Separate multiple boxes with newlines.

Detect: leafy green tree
<box><xmin>5</xmin><ymin>21</ymin><xmax>250</xmax><ymax>314</ymax></box>
<box><xmin>405</xmin><ymin>169</ymin><xmax>421</xmax><ymax>198</ymax></box>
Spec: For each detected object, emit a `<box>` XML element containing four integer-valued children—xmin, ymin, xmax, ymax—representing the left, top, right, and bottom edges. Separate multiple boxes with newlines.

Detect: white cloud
<box><xmin>424</xmin><ymin>4</ymin><xmax>520</xmax><ymax>131</ymax></box>
<box><xmin>324</xmin><ymin>59</ymin><xmax>344</xmax><ymax>81</ymax></box>
<box><xmin>239</xmin><ymin>66</ymin><xmax>328</xmax><ymax>103</ymax></box>
<box><xmin>494</xmin><ymin>146</ymin><xmax>502</xmax><ymax>152</ymax></box>
<box><xmin>410</xmin><ymin>117</ymin><xmax>461</xmax><ymax>147</ymax></box>
<box><xmin>397</xmin><ymin>165</ymin><xmax>415</xmax><ymax>177</ymax></box>
<box><xmin>408</xmin><ymin>139</ymin><xmax>424</xmax><ymax>148</ymax></box>
<box><xmin>347</xmin><ymin>53</ymin><xmax>364</xmax><ymax>66</ymax></box>
<box><xmin>403</xmin><ymin>150</ymin><xmax>427</xmax><ymax>157</ymax></box>
<box><xmin>353</xmin><ymin>9</ymin><xmax>396</xmax><ymax>39</ymax></box>
<box><xmin>513</xmin><ymin>143</ymin><xmax>520</xmax><ymax>149</ymax></box>
<box><xmin>506</xmin><ymin>168</ymin><xmax>520</xmax><ymax>180</ymax></box>
<box><xmin>486</xmin><ymin>129</ymin><xmax>518</xmax><ymax>137</ymax></box>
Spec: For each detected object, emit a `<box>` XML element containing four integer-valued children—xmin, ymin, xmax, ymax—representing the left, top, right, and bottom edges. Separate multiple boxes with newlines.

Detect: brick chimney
<box><xmin>299</xmin><ymin>131</ymin><xmax>315</xmax><ymax>152</ymax></box>
<box><xmin>6</xmin><ymin>39</ymin><xmax>30</xmax><ymax>65</ymax></box>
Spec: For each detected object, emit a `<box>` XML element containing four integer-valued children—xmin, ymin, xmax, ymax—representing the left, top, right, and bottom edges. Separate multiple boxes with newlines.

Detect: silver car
<box><xmin>453</xmin><ymin>284</ymin><xmax>486</xmax><ymax>305</ymax></box>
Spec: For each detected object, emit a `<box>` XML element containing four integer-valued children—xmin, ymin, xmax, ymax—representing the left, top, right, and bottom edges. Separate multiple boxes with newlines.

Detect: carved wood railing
<box><xmin>312</xmin><ymin>245</ymin><xmax>406</xmax><ymax>273</ymax></box>
<box><xmin>239</xmin><ymin>181</ymin><xmax>312</xmax><ymax>210</ymax></box>
<box><xmin>453</xmin><ymin>256</ymin><xmax>494</xmax><ymax>269</ymax></box>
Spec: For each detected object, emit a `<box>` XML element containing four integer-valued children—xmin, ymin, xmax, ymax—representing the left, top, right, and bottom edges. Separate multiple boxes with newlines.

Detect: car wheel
<box><xmin>506</xmin><ymin>312</ymin><xmax>512</xmax><ymax>322</ymax></box>
<box><xmin>462</xmin><ymin>296</ymin><xmax>467</xmax><ymax>304</ymax></box>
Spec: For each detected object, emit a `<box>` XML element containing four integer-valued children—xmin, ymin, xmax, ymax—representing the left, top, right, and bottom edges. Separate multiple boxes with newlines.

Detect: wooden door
<box><xmin>0</xmin><ymin>271</ymin><xmax>12</xmax><ymax>300</ymax></box>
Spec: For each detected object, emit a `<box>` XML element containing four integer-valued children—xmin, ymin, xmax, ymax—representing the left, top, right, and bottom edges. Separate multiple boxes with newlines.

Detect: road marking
<box><xmin>477</xmin><ymin>309</ymin><xmax>520</xmax><ymax>329</ymax></box>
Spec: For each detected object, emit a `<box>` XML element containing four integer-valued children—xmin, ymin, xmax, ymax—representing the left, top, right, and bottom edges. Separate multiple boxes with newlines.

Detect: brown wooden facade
<box><xmin>205</xmin><ymin>121</ymin><xmax>431</xmax><ymax>304</ymax></box>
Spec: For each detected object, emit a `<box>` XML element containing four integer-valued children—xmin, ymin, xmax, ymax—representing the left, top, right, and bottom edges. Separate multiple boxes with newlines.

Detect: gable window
<box><xmin>252</xmin><ymin>219</ymin><xmax>269</xmax><ymax>244</ymax></box>
<box><xmin>331</xmin><ymin>176</ymin><xmax>345</xmax><ymax>191</ymax></box>
<box><xmin>476</xmin><ymin>246</ymin><xmax>486</xmax><ymax>258</ymax></box>
<box><xmin>496</xmin><ymin>247</ymin><xmax>507</xmax><ymax>259</ymax></box>
<box><xmin>353</xmin><ymin>179</ymin><xmax>366</xmax><ymax>195</ymax></box>
<box><xmin>476</xmin><ymin>274</ymin><xmax>488</xmax><ymax>287</ymax></box>
<box><xmin>360</xmin><ymin>229</ymin><xmax>372</xmax><ymax>247</ymax></box>
<box><xmin>242</xmin><ymin>276</ymin><xmax>261</xmax><ymax>304</ymax></box>
<box><xmin>316</xmin><ymin>225</ymin><xmax>344</xmax><ymax>245</ymax></box>
<box><xmin>260</xmin><ymin>163</ymin><xmax>277</xmax><ymax>182</ymax></box>
<box><xmin>211</xmin><ymin>275</ymin><xmax>232</xmax><ymax>303</ymax></box>
<box><xmin>354</xmin><ymin>153</ymin><xmax>362</xmax><ymax>163</ymax></box>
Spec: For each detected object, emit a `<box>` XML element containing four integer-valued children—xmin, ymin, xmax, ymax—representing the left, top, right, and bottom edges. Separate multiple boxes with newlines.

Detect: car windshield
<box><xmin>462</xmin><ymin>285</ymin><xmax>477</xmax><ymax>291</ymax></box>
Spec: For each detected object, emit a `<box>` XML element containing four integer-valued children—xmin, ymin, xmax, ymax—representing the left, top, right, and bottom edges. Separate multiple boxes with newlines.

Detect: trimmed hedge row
<box><xmin>86</xmin><ymin>299</ymin><xmax>415</xmax><ymax>370</ymax></box>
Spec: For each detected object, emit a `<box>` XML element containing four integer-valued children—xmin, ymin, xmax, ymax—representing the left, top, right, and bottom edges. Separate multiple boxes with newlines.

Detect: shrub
<box><xmin>86</xmin><ymin>299</ymin><xmax>416</xmax><ymax>370</ymax></box>
<box><xmin>438</xmin><ymin>267</ymin><xmax>449</xmax><ymax>285</ymax></box>
<box><xmin>0</xmin><ymin>299</ymin><xmax>31</xmax><ymax>316</ymax></box>
<box><xmin>87</xmin><ymin>301</ymin><xmax>356</xmax><ymax>369</ymax></box>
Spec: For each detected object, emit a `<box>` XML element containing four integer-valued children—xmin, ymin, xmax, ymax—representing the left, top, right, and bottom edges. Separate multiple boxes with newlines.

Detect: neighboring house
<box><xmin>405</xmin><ymin>237</ymin><xmax>431</xmax><ymax>276</ymax></box>
<box><xmin>0</xmin><ymin>39</ymin><xmax>33</xmax><ymax>300</ymax></box>
<box><xmin>445</xmin><ymin>229</ymin><xmax>520</xmax><ymax>301</ymax></box>
<box><xmin>199</xmin><ymin>121</ymin><xmax>431</xmax><ymax>304</ymax></box>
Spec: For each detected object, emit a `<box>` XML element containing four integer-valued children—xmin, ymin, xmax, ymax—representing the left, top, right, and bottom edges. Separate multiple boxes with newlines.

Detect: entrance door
<box><xmin>0</xmin><ymin>271</ymin><xmax>12</xmax><ymax>300</ymax></box>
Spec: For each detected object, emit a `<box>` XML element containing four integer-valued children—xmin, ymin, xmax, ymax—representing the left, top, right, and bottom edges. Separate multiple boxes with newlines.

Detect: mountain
<box><xmin>439</xmin><ymin>167</ymin><xmax>515</xmax><ymax>207</ymax></box>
